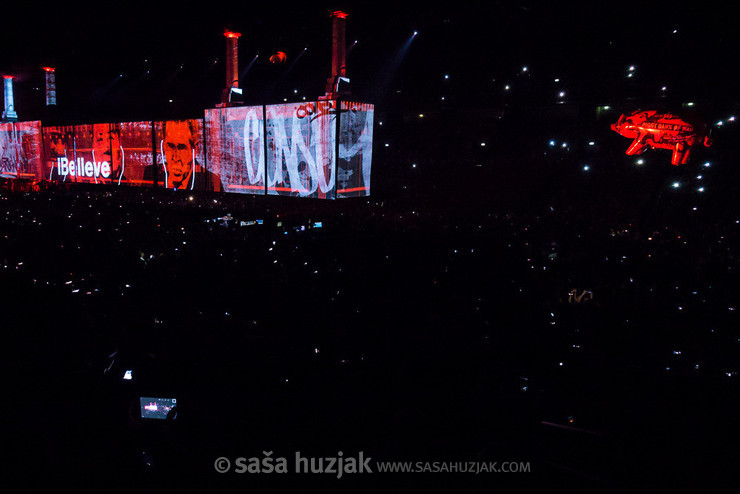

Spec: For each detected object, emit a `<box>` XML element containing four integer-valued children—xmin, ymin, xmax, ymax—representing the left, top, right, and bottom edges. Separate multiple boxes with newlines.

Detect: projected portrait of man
<box><xmin>92</xmin><ymin>124</ymin><xmax>125</xmax><ymax>183</ymax></box>
<box><xmin>47</xmin><ymin>131</ymin><xmax>68</xmax><ymax>181</ymax></box>
<box><xmin>160</xmin><ymin>120</ymin><xmax>222</xmax><ymax>191</ymax></box>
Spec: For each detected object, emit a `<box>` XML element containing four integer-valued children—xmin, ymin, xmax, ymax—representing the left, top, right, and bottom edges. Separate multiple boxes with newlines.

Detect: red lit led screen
<box><xmin>0</xmin><ymin>121</ymin><xmax>43</xmax><ymax>180</ymax></box>
<box><xmin>337</xmin><ymin>102</ymin><xmax>373</xmax><ymax>198</ymax></box>
<box><xmin>114</xmin><ymin>121</ymin><xmax>154</xmax><ymax>186</ymax></box>
<box><xmin>42</xmin><ymin>122</ymin><xmax>153</xmax><ymax>185</ymax></box>
<box><xmin>205</xmin><ymin>106</ymin><xmax>265</xmax><ymax>194</ymax></box>
<box><xmin>153</xmin><ymin>119</ymin><xmax>217</xmax><ymax>191</ymax></box>
<box><xmin>42</xmin><ymin>125</ymin><xmax>76</xmax><ymax>182</ymax></box>
<box><xmin>265</xmin><ymin>101</ymin><xmax>336</xmax><ymax>199</ymax></box>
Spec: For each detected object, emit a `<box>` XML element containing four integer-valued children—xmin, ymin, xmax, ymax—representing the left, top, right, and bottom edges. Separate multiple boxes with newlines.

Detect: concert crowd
<box><xmin>2</xmin><ymin>109</ymin><xmax>739</xmax><ymax>491</ymax></box>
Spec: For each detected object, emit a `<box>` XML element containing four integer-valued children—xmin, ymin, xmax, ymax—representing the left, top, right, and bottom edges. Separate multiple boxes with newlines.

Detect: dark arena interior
<box><xmin>1</xmin><ymin>2</ymin><xmax>739</xmax><ymax>491</ymax></box>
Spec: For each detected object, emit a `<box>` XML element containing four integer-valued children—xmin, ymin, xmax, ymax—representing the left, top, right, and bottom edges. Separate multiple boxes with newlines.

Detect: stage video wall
<box><xmin>265</xmin><ymin>101</ymin><xmax>336</xmax><ymax>199</ymax></box>
<box><xmin>154</xmin><ymin>119</ymin><xmax>217</xmax><ymax>191</ymax></box>
<box><xmin>5</xmin><ymin>100</ymin><xmax>373</xmax><ymax>199</ymax></box>
<box><xmin>0</xmin><ymin>121</ymin><xmax>43</xmax><ymax>180</ymax></box>
<box><xmin>43</xmin><ymin>122</ymin><xmax>155</xmax><ymax>185</ymax></box>
<box><xmin>205</xmin><ymin>106</ymin><xmax>265</xmax><ymax>194</ymax></box>
<box><xmin>337</xmin><ymin>101</ymin><xmax>373</xmax><ymax>198</ymax></box>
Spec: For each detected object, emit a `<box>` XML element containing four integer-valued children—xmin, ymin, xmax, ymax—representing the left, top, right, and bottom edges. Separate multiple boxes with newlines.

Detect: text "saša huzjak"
<box><xmin>230</xmin><ymin>451</ymin><xmax>372</xmax><ymax>478</ymax></box>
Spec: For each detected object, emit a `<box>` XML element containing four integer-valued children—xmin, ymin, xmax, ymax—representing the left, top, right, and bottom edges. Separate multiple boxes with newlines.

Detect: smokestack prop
<box><xmin>43</xmin><ymin>67</ymin><xmax>57</xmax><ymax>106</ymax></box>
<box><xmin>324</xmin><ymin>11</ymin><xmax>350</xmax><ymax>98</ymax></box>
<box><xmin>2</xmin><ymin>75</ymin><xmax>18</xmax><ymax>121</ymax></box>
<box><xmin>221</xmin><ymin>30</ymin><xmax>242</xmax><ymax>105</ymax></box>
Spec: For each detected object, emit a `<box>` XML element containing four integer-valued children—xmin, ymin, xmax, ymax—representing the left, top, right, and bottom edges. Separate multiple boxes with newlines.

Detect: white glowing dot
<box><xmin>672</xmin><ymin>182</ymin><xmax>680</xmax><ymax>188</ymax></box>
<box><xmin>583</xmin><ymin>165</ymin><xmax>590</xmax><ymax>171</ymax></box>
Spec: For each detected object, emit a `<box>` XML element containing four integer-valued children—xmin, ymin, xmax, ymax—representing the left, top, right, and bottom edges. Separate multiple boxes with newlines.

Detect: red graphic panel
<box><xmin>73</xmin><ymin>124</ymin><xmax>114</xmax><ymax>184</ymax></box>
<box><xmin>205</xmin><ymin>106</ymin><xmax>265</xmax><ymax>194</ymax></box>
<box><xmin>112</xmin><ymin>121</ymin><xmax>154</xmax><ymax>186</ymax></box>
<box><xmin>0</xmin><ymin>121</ymin><xmax>43</xmax><ymax>180</ymax></box>
<box><xmin>154</xmin><ymin>119</ymin><xmax>219</xmax><ymax>191</ymax></box>
<box><xmin>337</xmin><ymin>102</ymin><xmax>373</xmax><ymax>197</ymax></box>
<box><xmin>265</xmin><ymin>101</ymin><xmax>336</xmax><ymax>199</ymax></box>
<box><xmin>611</xmin><ymin>110</ymin><xmax>711</xmax><ymax>166</ymax></box>
<box><xmin>43</xmin><ymin>123</ymin><xmax>154</xmax><ymax>185</ymax></box>
<box><xmin>42</xmin><ymin>125</ymin><xmax>76</xmax><ymax>182</ymax></box>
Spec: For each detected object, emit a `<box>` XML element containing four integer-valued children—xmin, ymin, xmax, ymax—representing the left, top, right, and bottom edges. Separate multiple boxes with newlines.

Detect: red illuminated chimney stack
<box><xmin>221</xmin><ymin>30</ymin><xmax>242</xmax><ymax>105</ymax></box>
<box><xmin>324</xmin><ymin>10</ymin><xmax>350</xmax><ymax>99</ymax></box>
<box><xmin>42</xmin><ymin>67</ymin><xmax>57</xmax><ymax>106</ymax></box>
